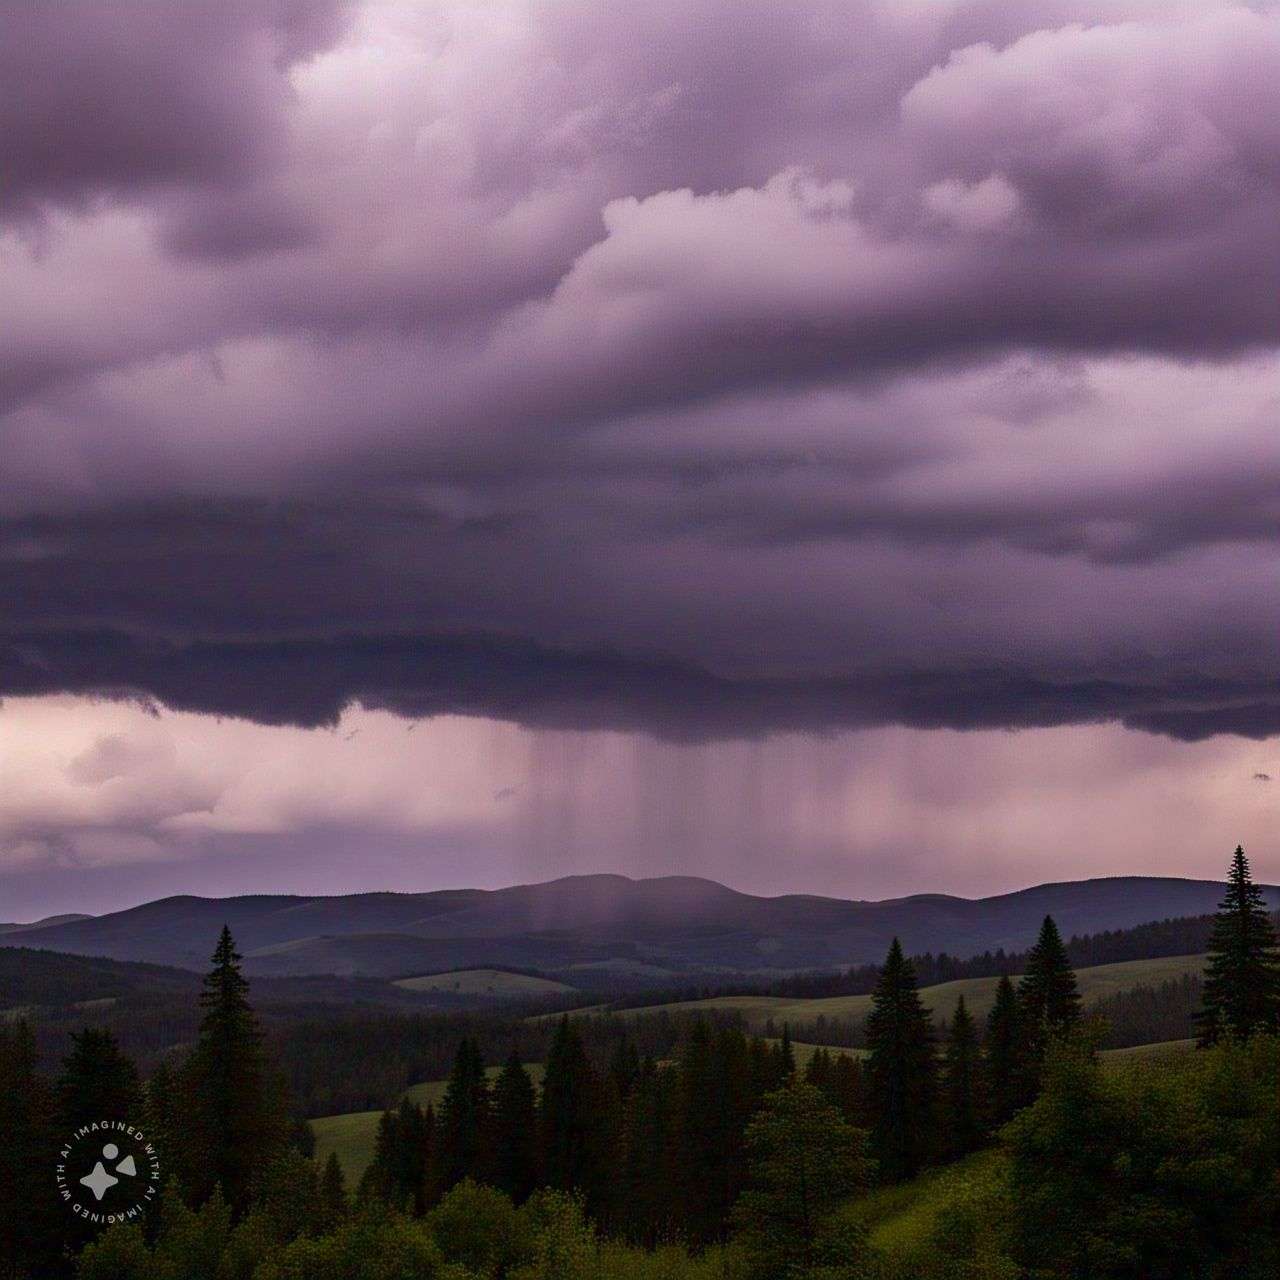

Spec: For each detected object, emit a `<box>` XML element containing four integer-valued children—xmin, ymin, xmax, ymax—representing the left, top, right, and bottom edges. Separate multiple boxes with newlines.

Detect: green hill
<box><xmin>615</xmin><ymin>952</ymin><xmax>1206</xmax><ymax>1029</ymax></box>
<box><xmin>393</xmin><ymin>968</ymin><xmax>576</xmax><ymax>998</ymax></box>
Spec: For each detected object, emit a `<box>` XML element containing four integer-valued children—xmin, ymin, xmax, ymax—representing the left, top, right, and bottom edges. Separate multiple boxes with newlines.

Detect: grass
<box><xmin>1100</xmin><ymin>1037</ymin><xmax>1195</xmax><ymax>1060</ymax></box>
<box><xmin>612</xmin><ymin>953</ymin><xmax>1207</xmax><ymax>1030</ymax></box>
<box><xmin>393</xmin><ymin>969</ymin><xmax>577</xmax><ymax>998</ymax></box>
<box><xmin>852</xmin><ymin>1148</ymin><xmax>1006</xmax><ymax>1256</ymax></box>
<box><xmin>311</xmin><ymin>1062</ymin><xmax>547</xmax><ymax>1184</ymax></box>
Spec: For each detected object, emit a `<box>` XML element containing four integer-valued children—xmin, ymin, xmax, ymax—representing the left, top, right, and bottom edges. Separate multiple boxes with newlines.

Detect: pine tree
<box><xmin>437</xmin><ymin>1038</ymin><xmax>492</xmax><ymax>1192</ymax></box>
<box><xmin>1196</xmin><ymin>845</ymin><xmax>1280</xmax><ymax>1045</ymax></box>
<box><xmin>942</xmin><ymin>996</ymin><xmax>985</xmax><ymax>1158</ymax></box>
<box><xmin>608</xmin><ymin>1035</ymin><xmax>641</xmax><ymax>1100</ymax></box>
<box><xmin>0</xmin><ymin>1021</ymin><xmax>61</xmax><ymax>1280</ymax></box>
<box><xmin>828</xmin><ymin>1053</ymin><xmax>864</xmax><ymax>1126</ymax></box>
<box><xmin>184</xmin><ymin>925</ymin><xmax>288</xmax><ymax>1212</ymax></box>
<box><xmin>1018</xmin><ymin>915</ymin><xmax>1081</xmax><ymax>1064</ymax></box>
<box><xmin>57</xmin><ymin>1027</ymin><xmax>144</xmax><ymax>1133</ymax></box>
<box><xmin>491</xmin><ymin>1051</ymin><xmax>538</xmax><ymax>1203</ymax></box>
<box><xmin>985</xmin><ymin>973</ymin><xmax>1030</xmax><ymax>1125</ymax></box>
<box><xmin>317</xmin><ymin>1152</ymin><xmax>348</xmax><ymax>1231</ymax></box>
<box><xmin>779</xmin><ymin>1025</ymin><xmax>796</xmax><ymax>1079</ymax></box>
<box><xmin>864</xmin><ymin>938</ymin><xmax>938</xmax><ymax>1181</ymax></box>
<box><xmin>539</xmin><ymin>1017</ymin><xmax>597</xmax><ymax>1194</ymax></box>
<box><xmin>617</xmin><ymin>1060</ymin><xmax>678</xmax><ymax>1245</ymax></box>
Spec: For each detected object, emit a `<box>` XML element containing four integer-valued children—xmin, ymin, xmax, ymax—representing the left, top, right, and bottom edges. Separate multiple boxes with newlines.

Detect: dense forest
<box><xmin>2</xmin><ymin>846</ymin><xmax>1279</xmax><ymax>1278</ymax></box>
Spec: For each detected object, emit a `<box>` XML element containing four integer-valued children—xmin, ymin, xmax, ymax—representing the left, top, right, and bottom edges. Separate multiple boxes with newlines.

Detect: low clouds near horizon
<box><xmin>3</xmin><ymin>2</ymin><xmax>1280</xmax><ymax>901</ymax></box>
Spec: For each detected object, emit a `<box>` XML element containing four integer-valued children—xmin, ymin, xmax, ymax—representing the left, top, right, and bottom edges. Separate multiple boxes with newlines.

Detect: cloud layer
<box><xmin>4</xmin><ymin>1</ymin><xmax>1280</xmax><ymax>740</ymax></box>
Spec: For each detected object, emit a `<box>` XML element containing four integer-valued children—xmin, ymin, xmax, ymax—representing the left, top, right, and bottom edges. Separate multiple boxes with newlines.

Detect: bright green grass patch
<box><xmin>311</xmin><ymin>1062</ymin><xmax>547</xmax><ymax>1184</ymax></box>
<box><xmin>852</xmin><ymin>1149</ymin><xmax>1007</xmax><ymax>1256</ymax></box>
<box><xmin>393</xmin><ymin>968</ymin><xmax>577</xmax><ymax>998</ymax></box>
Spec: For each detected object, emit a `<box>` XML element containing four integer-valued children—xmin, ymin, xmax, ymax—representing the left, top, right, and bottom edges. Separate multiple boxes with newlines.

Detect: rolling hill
<box><xmin>613</xmin><ymin>953</ymin><xmax>1207</xmax><ymax>1029</ymax></box>
<box><xmin>0</xmin><ymin>873</ymin><xmax>1256</xmax><ymax>980</ymax></box>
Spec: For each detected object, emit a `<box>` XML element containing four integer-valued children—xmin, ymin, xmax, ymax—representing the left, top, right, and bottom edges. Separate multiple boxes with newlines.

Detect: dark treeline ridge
<box><xmin>607</xmin><ymin>908</ymin><xmax>1231</xmax><ymax>1012</ymax></box>
<box><xmin>277</xmin><ymin>1006</ymin><xmax>746</xmax><ymax>1118</ymax></box>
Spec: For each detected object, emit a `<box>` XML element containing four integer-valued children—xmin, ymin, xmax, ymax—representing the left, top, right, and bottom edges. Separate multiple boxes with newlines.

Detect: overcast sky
<box><xmin>3</xmin><ymin>1</ymin><xmax>1280</xmax><ymax>917</ymax></box>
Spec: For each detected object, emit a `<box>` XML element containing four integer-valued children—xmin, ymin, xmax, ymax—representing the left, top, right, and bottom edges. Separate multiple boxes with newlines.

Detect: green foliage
<box><xmin>251</xmin><ymin>1206</ymin><xmax>466</xmax><ymax>1280</ymax></box>
<box><xmin>76</xmin><ymin>1221</ymin><xmax>152</xmax><ymax>1280</ymax></box>
<box><xmin>732</xmin><ymin>1082</ymin><xmax>871</xmax><ymax>1277</ymax></box>
<box><xmin>425</xmin><ymin>1179</ymin><xmax>527</xmax><ymax>1275</ymax></box>
<box><xmin>1196</xmin><ymin>845</ymin><xmax>1280</xmax><ymax>1045</ymax></box>
<box><xmin>1005</xmin><ymin>1034</ymin><xmax>1280</xmax><ymax>1279</ymax></box>
<box><xmin>864</xmin><ymin>939</ymin><xmax>938</xmax><ymax>1181</ymax></box>
<box><xmin>509</xmin><ymin>1189</ymin><xmax>597</xmax><ymax>1280</ymax></box>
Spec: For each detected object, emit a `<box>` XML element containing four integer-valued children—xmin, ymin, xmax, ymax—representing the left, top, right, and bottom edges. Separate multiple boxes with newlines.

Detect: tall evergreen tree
<box><xmin>942</xmin><ymin>996</ymin><xmax>985</xmax><ymax>1157</ymax></box>
<box><xmin>436</xmin><ymin>1038</ymin><xmax>491</xmax><ymax>1192</ymax></box>
<box><xmin>1196</xmin><ymin>845</ymin><xmax>1280</xmax><ymax>1045</ymax></box>
<box><xmin>0</xmin><ymin>1021</ymin><xmax>61</xmax><ymax>1280</ymax></box>
<box><xmin>491</xmin><ymin>1051</ymin><xmax>538</xmax><ymax>1203</ymax></box>
<box><xmin>316</xmin><ymin>1152</ymin><xmax>348</xmax><ymax>1232</ymax></box>
<box><xmin>1018</xmin><ymin>915</ymin><xmax>1082</xmax><ymax>1063</ymax></box>
<box><xmin>864</xmin><ymin>938</ymin><xmax>938</xmax><ymax>1181</ymax></box>
<box><xmin>184</xmin><ymin>925</ymin><xmax>288</xmax><ymax>1212</ymax></box>
<box><xmin>57</xmin><ymin>1027</ymin><xmax>144</xmax><ymax>1133</ymax></box>
<box><xmin>617</xmin><ymin>1059</ymin><xmax>678</xmax><ymax>1245</ymax></box>
<box><xmin>985</xmin><ymin>973</ymin><xmax>1030</xmax><ymax>1125</ymax></box>
<box><xmin>539</xmin><ymin>1017</ymin><xmax>604</xmax><ymax>1205</ymax></box>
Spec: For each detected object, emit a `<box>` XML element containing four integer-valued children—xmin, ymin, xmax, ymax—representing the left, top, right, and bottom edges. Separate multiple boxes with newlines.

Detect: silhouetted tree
<box><xmin>491</xmin><ymin>1051</ymin><xmax>538</xmax><ymax>1203</ymax></box>
<box><xmin>57</xmin><ymin>1028</ymin><xmax>143</xmax><ymax>1134</ymax></box>
<box><xmin>316</xmin><ymin>1152</ymin><xmax>348</xmax><ymax>1232</ymax></box>
<box><xmin>540</xmin><ymin>1018</ymin><xmax>602</xmax><ymax>1202</ymax></box>
<box><xmin>437</xmin><ymin>1038</ymin><xmax>491</xmax><ymax>1193</ymax></box>
<box><xmin>942</xmin><ymin>996</ymin><xmax>985</xmax><ymax>1157</ymax></box>
<box><xmin>1197</xmin><ymin>845</ymin><xmax>1280</xmax><ymax>1045</ymax></box>
<box><xmin>985</xmin><ymin>973</ymin><xmax>1031</xmax><ymax>1124</ymax></box>
<box><xmin>864</xmin><ymin>938</ymin><xmax>938</xmax><ymax>1181</ymax></box>
<box><xmin>1019</xmin><ymin>915</ymin><xmax>1081</xmax><ymax>1065</ymax></box>
<box><xmin>0</xmin><ymin>1022</ymin><xmax>60</xmax><ymax>1280</ymax></box>
<box><xmin>183</xmin><ymin>926</ymin><xmax>288</xmax><ymax>1212</ymax></box>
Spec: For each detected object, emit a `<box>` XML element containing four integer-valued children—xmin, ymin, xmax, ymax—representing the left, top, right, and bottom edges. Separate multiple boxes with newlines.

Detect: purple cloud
<box><xmin>2</xmin><ymin>1</ymin><xmax>1280</xmax><ymax>741</ymax></box>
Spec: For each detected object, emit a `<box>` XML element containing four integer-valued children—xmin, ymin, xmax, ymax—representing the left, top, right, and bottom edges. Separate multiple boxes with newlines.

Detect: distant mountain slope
<box><xmin>0</xmin><ymin>912</ymin><xmax>93</xmax><ymax>935</ymax></box>
<box><xmin>1</xmin><ymin>873</ymin><xmax>1263</xmax><ymax>979</ymax></box>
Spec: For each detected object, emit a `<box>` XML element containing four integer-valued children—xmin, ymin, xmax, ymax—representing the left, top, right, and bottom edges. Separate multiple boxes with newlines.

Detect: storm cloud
<box><xmin>4</xmin><ymin>0</ymin><xmax>1280</xmax><ymax>742</ymax></box>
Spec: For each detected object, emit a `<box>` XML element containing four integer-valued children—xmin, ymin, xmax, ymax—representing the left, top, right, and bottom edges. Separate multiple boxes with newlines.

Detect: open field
<box><xmin>311</xmin><ymin>1062</ymin><xmax>547</xmax><ymax>1183</ymax></box>
<box><xmin>393</xmin><ymin>968</ymin><xmax>577</xmax><ymax>998</ymax></box>
<box><xmin>610</xmin><ymin>953</ymin><xmax>1206</xmax><ymax>1030</ymax></box>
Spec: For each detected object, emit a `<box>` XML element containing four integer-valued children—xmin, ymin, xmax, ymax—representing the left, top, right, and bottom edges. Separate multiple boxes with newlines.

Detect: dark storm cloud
<box><xmin>3</xmin><ymin>1</ymin><xmax>1280</xmax><ymax>741</ymax></box>
<box><xmin>0</xmin><ymin>1</ymin><xmax>350</xmax><ymax>220</ymax></box>
<box><xmin>4</xmin><ymin>628</ymin><xmax>1280</xmax><ymax>744</ymax></box>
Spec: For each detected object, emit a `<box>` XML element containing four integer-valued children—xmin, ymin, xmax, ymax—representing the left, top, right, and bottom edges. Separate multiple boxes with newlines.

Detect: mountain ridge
<box><xmin>0</xmin><ymin>872</ymin><xmax>1261</xmax><ymax>979</ymax></box>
